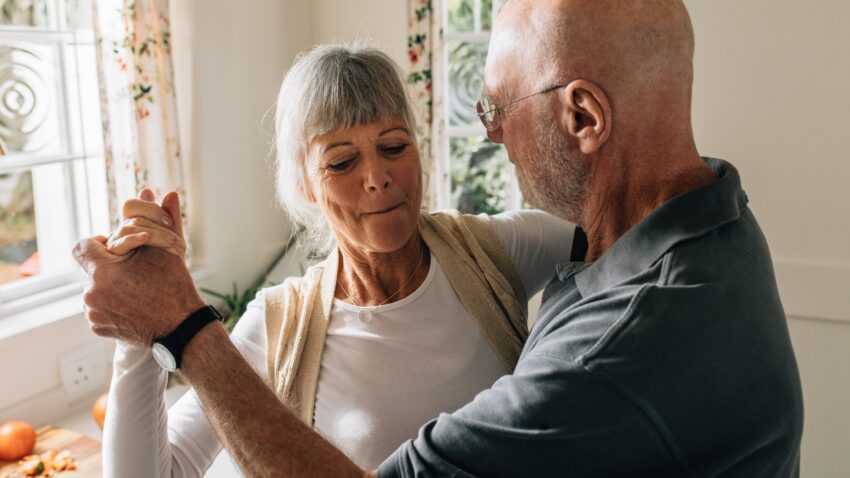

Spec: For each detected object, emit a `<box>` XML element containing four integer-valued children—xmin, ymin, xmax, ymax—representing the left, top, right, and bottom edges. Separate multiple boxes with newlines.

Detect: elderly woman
<box><xmin>101</xmin><ymin>44</ymin><xmax>575</xmax><ymax>475</ymax></box>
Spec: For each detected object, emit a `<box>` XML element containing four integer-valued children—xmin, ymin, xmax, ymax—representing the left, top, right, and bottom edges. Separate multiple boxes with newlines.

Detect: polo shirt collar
<box><xmin>556</xmin><ymin>157</ymin><xmax>749</xmax><ymax>297</ymax></box>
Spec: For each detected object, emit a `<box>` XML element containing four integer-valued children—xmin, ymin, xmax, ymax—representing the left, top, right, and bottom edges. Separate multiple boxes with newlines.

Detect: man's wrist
<box><xmin>153</xmin><ymin>305</ymin><xmax>221</xmax><ymax>371</ymax></box>
<box><xmin>156</xmin><ymin>295</ymin><xmax>207</xmax><ymax>342</ymax></box>
<box><xmin>179</xmin><ymin>320</ymin><xmax>229</xmax><ymax>379</ymax></box>
<box><xmin>176</xmin><ymin>296</ymin><xmax>208</xmax><ymax>329</ymax></box>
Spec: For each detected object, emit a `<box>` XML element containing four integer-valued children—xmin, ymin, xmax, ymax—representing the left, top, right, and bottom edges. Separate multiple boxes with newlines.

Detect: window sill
<box><xmin>0</xmin><ymin>265</ymin><xmax>216</xmax><ymax>343</ymax></box>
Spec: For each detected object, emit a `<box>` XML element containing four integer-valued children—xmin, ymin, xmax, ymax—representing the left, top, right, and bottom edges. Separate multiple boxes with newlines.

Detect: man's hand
<box><xmin>79</xmin><ymin>191</ymin><xmax>377</xmax><ymax>477</ymax></box>
<box><xmin>72</xmin><ymin>191</ymin><xmax>205</xmax><ymax>346</ymax></box>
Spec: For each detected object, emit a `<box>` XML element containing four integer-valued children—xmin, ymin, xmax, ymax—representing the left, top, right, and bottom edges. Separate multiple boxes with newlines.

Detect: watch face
<box><xmin>152</xmin><ymin>343</ymin><xmax>177</xmax><ymax>372</ymax></box>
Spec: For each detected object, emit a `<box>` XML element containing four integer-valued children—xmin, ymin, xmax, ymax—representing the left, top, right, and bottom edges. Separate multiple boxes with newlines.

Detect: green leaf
<box><xmin>200</xmin><ymin>288</ymin><xmax>228</xmax><ymax>301</ymax></box>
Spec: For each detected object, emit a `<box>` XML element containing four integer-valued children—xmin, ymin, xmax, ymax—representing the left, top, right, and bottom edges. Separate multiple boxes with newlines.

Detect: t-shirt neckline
<box><xmin>333</xmin><ymin>256</ymin><xmax>438</xmax><ymax>314</ymax></box>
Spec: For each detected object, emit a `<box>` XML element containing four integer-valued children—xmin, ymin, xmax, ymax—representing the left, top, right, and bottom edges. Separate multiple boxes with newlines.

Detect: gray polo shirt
<box><xmin>378</xmin><ymin>158</ymin><xmax>803</xmax><ymax>477</ymax></box>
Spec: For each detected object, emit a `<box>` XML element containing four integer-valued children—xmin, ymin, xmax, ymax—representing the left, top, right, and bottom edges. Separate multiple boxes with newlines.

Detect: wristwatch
<box><xmin>152</xmin><ymin>305</ymin><xmax>222</xmax><ymax>372</ymax></box>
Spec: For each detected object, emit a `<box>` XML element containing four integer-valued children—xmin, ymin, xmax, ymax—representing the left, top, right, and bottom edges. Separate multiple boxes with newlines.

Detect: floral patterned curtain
<box><xmin>92</xmin><ymin>0</ymin><xmax>188</xmax><ymax>246</ymax></box>
<box><xmin>407</xmin><ymin>0</ymin><xmax>447</xmax><ymax>210</ymax></box>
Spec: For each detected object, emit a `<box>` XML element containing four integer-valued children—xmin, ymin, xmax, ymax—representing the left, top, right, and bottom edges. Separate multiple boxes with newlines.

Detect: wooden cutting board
<box><xmin>0</xmin><ymin>426</ymin><xmax>101</xmax><ymax>477</ymax></box>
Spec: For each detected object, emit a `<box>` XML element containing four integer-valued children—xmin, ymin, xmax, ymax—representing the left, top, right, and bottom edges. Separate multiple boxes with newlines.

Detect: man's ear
<box><xmin>561</xmin><ymin>80</ymin><xmax>612</xmax><ymax>154</ymax></box>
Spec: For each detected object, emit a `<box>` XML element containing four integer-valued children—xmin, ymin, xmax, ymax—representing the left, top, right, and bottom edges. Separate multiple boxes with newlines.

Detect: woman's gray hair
<box><xmin>274</xmin><ymin>43</ymin><xmax>418</xmax><ymax>253</ymax></box>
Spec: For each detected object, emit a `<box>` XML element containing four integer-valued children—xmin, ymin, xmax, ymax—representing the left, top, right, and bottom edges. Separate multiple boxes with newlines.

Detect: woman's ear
<box><xmin>298</xmin><ymin>151</ymin><xmax>318</xmax><ymax>203</ymax></box>
<box><xmin>298</xmin><ymin>177</ymin><xmax>317</xmax><ymax>203</ymax></box>
<box><xmin>561</xmin><ymin>80</ymin><xmax>612</xmax><ymax>155</ymax></box>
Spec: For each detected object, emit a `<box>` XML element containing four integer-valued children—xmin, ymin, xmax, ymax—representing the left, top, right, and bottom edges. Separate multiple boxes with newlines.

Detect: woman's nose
<box><xmin>365</xmin><ymin>159</ymin><xmax>391</xmax><ymax>192</ymax></box>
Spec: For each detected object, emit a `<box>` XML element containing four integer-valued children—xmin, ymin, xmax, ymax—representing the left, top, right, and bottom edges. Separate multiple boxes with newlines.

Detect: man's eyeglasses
<box><xmin>476</xmin><ymin>83</ymin><xmax>569</xmax><ymax>132</ymax></box>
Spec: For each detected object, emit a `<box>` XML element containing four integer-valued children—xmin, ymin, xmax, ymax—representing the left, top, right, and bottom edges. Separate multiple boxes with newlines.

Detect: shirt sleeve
<box><xmin>376</xmin><ymin>351</ymin><xmax>678</xmax><ymax>478</ymax></box>
<box><xmin>485</xmin><ymin>210</ymin><xmax>576</xmax><ymax>297</ymax></box>
<box><xmin>102</xmin><ymin>292</ymin><xmax>268</xmax><ymax>478</ymax></box>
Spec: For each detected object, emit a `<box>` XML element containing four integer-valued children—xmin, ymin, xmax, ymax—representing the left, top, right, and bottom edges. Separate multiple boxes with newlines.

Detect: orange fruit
<box><xmin>0</xmin><ymin>420</ymin><xmax>36</xmax><ymax>461</ymax></box>
<box><xmin>92</xmin><ymin>393</ymin><xmax>108</xmax><ymax>430</ymax></box>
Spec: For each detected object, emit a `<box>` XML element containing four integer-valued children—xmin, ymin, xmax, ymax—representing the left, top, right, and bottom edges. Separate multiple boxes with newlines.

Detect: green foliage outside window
<box><xmin>447</xmin><ymin>0</ymin><xmax>502</xmax><ymax>33</ymax></box>
<box><xmin>450</xmin><ymin>136</ymin><xmax>510</xmax><ymax>215</ymax></box>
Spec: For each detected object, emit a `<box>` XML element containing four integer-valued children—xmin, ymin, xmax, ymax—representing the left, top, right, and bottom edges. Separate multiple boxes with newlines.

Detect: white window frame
<box><xmin>437</xmin><ymin>0</ymin><xmax>522</xmax><ymax>213</ymax></box>
<box><xmin>0</xmin><ymin>0</ymin><xmax>109</xmax><ymax>318</ymax></box>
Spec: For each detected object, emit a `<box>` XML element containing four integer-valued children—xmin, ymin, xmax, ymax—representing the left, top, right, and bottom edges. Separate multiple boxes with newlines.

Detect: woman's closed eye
<box><xmin>328</xmin><ymin>157</ymin><xmax>356</xmax><ymax>171</ymax></box>
<box><xmin>380</xmin><ymin>143</ymin><xmax>408</xmax><ymax>156</ymax></box>
<box><xmin>324</xmin><ymin>142</ymin><xmax>408</xmax><ymax>172</ymax></box>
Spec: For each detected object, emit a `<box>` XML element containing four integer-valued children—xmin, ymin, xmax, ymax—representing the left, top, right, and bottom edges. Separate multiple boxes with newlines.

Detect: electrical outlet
<box><xmin>58</xmin><ymin>343</ymin><xmax>108</xmax><ymax>404</ymax></box>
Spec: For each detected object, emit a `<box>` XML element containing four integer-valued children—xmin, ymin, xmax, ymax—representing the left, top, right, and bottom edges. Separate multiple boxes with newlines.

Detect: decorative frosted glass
<box><xmin>480</xmin><ymin>0</ymin><xmax>493</xmax><ymax>30</ymax></box>
<box><xmin>447</xmin><ymin>0</ymin><xmax>474</xmax><ymax>34</ymax></box>
<box><xmin>0</xmin><ymin>0</ymin><xmax>50</xmax><ymax>27</ymax></box>
<box><xmin>65</xmin><ymin>0</ymin><xmax>92</xmax><ymax>29</ymax></box>
<box><xmin>448</xmin><ymin>41</ymin><xmax>487</xmax><ymax>127</ymax></box>
<box><xmin>0</xmin><ymin>41</ymin><xmax>62</xmax><ymax>154</ymax></box>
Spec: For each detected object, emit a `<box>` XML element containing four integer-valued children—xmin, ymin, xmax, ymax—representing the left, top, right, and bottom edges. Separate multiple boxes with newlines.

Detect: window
<box><xmin>0</xmin><ymin>0</ymin><xmax>108</xmax><ymax>315</ymax></box>
<box><xmin>439</xmin><ymin>0</ymin><xmax>520</xmax><ymax>215</ymax></box>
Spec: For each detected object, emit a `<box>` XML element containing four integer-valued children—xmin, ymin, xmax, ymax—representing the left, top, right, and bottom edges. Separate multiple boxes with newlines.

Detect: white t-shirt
<box><xmin>103</xmin><ymin>211</ymin><xmax>575</xmax><ymax>476</ymax></box>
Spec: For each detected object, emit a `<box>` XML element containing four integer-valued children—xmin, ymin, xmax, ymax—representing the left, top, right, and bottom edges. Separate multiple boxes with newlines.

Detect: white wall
<box><xmin>0</xmin><ymin>297</ymin><xmax>114</xmax><ymax>428</ymax></box>
<box><xmin>312</xmin><ymin>0</ymin><xmax>409</xmax><ymax>69</ymax></box>
<box><xmin>184</xmin><ymin>0</ymin><xmax>314</xmax><ymax>295</ymax></box>
<box><xmin>786</xmin><ymin>317</ymin><xmax>850</xmax><ymax>476</ymax></box>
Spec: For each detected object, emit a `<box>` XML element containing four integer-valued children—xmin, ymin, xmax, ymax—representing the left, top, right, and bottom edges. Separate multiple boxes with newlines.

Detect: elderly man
<box><xmin>74</xmin><ymin>0</ymin><xmax>803</xmax><ymax>476</ymax></box>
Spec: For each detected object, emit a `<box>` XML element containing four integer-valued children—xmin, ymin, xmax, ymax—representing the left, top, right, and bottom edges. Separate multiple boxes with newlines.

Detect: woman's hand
<box><xmin>73</xmin><ymin>189</ymin><xmax>204</xmax><ymax>346</ymax></box>
<box><xmin>106</xmin><ymin>188</ymin><xmax>186</xmax><ymax>257</ymax></box>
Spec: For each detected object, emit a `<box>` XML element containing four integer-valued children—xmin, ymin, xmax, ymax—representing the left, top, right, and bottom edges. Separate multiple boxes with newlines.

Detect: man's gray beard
<box><xmin>516</xmin><ymin>119</ymin><xmax>590</xmax><ymax>225</ymax></box>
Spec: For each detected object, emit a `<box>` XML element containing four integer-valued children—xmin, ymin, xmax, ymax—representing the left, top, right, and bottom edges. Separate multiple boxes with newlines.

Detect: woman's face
<box><xmin>305</xmin><ymin>119</ymin><xmax>422</xmax><ymax>254</ymax></box>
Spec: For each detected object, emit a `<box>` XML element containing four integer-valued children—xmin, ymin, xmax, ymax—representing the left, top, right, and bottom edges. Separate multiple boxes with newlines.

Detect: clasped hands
<box><xmin>72</xmin><ymin>189</ymin><xmax>205</xmax><ymax>347</ymax></box>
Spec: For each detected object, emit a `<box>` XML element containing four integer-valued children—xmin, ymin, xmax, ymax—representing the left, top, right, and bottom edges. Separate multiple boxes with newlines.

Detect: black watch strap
<box><xmin>156</xmin><ymin>305</ymin><xmax>222</xmax><ymax>370</ymax></box>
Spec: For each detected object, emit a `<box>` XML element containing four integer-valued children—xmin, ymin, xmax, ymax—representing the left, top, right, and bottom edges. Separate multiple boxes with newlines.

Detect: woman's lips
<box><xmin>363</xmin><ymin>203</ymin><xmax>404</xmax><ymax>216</ymax></box>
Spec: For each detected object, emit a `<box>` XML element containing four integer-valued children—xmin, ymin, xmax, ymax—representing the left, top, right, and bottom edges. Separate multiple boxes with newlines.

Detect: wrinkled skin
<box><xmin>72</xmin><ymin>190</ymin><xmax>204</xmax><ymax>346</ymax></box>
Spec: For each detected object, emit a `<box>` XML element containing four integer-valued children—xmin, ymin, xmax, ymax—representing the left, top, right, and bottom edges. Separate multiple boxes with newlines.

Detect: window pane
<box><xmin>0</xmin><ymin>160</ymin><xmax>79</xmax><ymax>288</ymax></box>
<box><xmin>0</xmin><ymin>0</ymin><xmax>50</xmax><ymax>28</ymax></box>
<box><xmin>73</xmin><ymin>155</ymin><xmax>108</xmax><ymax>235</ymax></box>
<box><xmin>63</xmin><ymin>40</ymin><xmax>103</xmax><ymax>155</ymax></box>
<box><xmin>450</xmin><ymin>136</ymin><xmax>510</xmax><ymax>215</ymax></box>
<box><xmin>0</xmin><ymin>170</ymin><xmax>36</xmax><ymax>285</ymax></box>
<box><xmin>481</xmin><ymin>0</ymin><xmax>508</xmax><ymax>31</ymax></box>
<box><xmin>64</xmin><ymin>0</ymin><xmax>92</xmax><ymax>30</ymax></box>
<box><xmin>448</xmin><ymin>40</ymin><xmax>486</xmax><ymax>127</ymax></box>
<box><xmin>0</xmin><ymin>41</ymin><xmax>63</xmax><ymax>155</ymax></box>
<box><xmin>447</xmin><ymin>0</ymin><xmax>474</xmax><ymax>34</ymax></box>
<box><xmin>480</xmin><ymin>0</ymin><xmax>492</xmax><ymax>31</ymax></box>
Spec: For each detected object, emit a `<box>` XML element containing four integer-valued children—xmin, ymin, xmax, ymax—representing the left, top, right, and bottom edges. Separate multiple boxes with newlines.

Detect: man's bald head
<box><xmin>487</xmin><ymin>0</ymin><xmax>696</xmax><ymax>120</ymax></box>
<box><xmin>484</xmin><ymin>0</ymin><xmax>706</xmax><ymax>229</ymax></box>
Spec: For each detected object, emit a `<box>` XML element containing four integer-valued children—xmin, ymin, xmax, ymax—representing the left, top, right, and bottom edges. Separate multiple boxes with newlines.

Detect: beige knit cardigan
<box><xmin>263</xmin><ymin>210</ymin><xmax>529</xmax><ymax>425</ymax></box>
